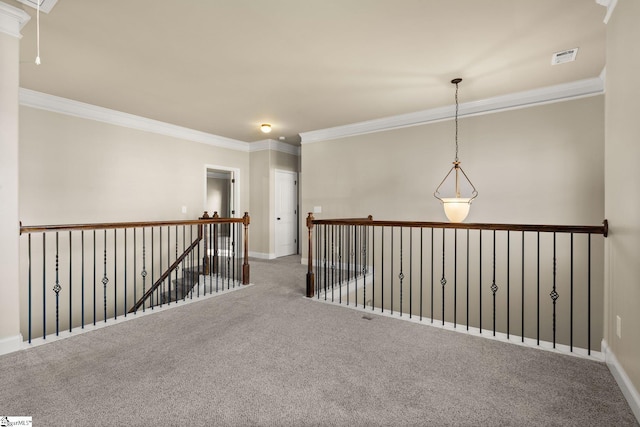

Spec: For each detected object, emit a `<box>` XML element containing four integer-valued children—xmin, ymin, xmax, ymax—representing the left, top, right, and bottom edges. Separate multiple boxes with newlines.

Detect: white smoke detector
<box><xmin>551</xmin><ymin>48</ymin><xmax>579</xmax><ymax>65</ymax></box>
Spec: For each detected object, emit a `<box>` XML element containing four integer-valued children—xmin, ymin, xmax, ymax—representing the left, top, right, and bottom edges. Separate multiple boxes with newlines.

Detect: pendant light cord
<box><xmin>454</xmin><ymin>81</ymin><xmax>459</xmax><ymax>163</ymax></box>
<box><xmin>35</xmin><ymin>0</ymin><xmax>41</xmax><ymax>64</ymax></box>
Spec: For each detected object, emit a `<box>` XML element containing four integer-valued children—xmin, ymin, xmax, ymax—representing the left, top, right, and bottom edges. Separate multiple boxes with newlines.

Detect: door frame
<box><xmin>203</xmin><ymin>165</ymin><xmax>240</xmax><ymax>218</ymax></box>
<box><xmin>274</xmin><ymin>169</ymin><xmax>299</xmax><ymax>257</ymax></box>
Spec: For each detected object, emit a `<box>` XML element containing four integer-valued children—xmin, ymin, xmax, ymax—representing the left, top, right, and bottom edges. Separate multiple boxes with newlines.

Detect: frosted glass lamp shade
<box><xmin>441</xmin><ymin>198</ymin><xmax>471</xmax><ymax>223</ymax></box>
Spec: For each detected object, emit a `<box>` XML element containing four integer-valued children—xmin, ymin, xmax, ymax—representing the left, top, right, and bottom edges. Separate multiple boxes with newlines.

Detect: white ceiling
<box><xmin>10</xmin><ymin>0</ymin><xmax>607</xmax><ymax>144</ymax></box>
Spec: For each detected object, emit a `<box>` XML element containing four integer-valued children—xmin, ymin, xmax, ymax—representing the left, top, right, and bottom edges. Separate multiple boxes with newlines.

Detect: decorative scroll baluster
<box><xmin>550</xmin><ymin>232</ymin><xmax>559</xmax><ymax>348</ymax></box>
<box><xmin>53</xmin><ymin>232</ymin><xmax>61</xmax><ymax>336</ymax></box>
<box><xmin>103</xmin><ymin>230</ymin><xmax>109</xmax><ymax>323</ymax></box>
<box><xmin>141</xmin><ymin>228</ymin><xmax>147</xmax><ymax>312</ymax></box>
<box><xmin>441</xmin><ymin>229</ymin><xmax>446</xmax><ymax>326</ymax></box>
<box><xmin>398</xmin><ymin>227</ymin><xmax>404</xmax><ymax>317</ymax></box>
<box><xmin>491</xmin><ymin>230</ymin><xmax>499</xmax><ymax>336</ymax></box>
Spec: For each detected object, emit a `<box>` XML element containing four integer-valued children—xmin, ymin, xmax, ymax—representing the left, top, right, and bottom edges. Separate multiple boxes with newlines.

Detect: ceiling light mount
<box><xmin>260</xmin><ymin>123</ymin><xmax>272</xmax><ymax>133</ymax></box>
<box><xmin>434</xmin><ymin>78</ymin><xmax>478</xmax><ymax>223</ymax></box>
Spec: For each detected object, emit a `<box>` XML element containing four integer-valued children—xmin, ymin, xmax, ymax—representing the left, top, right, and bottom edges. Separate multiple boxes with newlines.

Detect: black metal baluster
<box><xmin>491</xmin><ymin>230</ymin><xmax>498</xmax><ymax>337</ymax></box>
<box><xmin>521</xmin><ymin>231</ymin><xmax>525</xmax><ymax>342</ymax></box>
<box><xmin>570</xmin><ymin>233</ymin><xmax>574</xmax><ymax>352</ymax></box>
<box><xmin>189</xmin><ymin>225</ymin><xmax>194</xmax><ymax>300</ymax></box>
<box><xmin>454</xmin><ymin>229</ymin><xmax>457</xmax><ymax>327</ymax></box>
<box><xmin>28</xmin><ymin>234</ymin><xmax>32</xmax><ymax>343</ymax></box>
<box><xmin>103</xmin><ymin>230</ymin><xmax>109</xmax><ymax>322</ymax></box>
<box><xmin>175</xmin><ymin>226</ymin><xmax>179</xmax><ymax>302</ymax></box>
<box><xmin>536</xmin><ymin>232</ymin><xmax>540</xmax><ymax>345</ymax></box>
<box><xmin>381</xmin><ymin>226</ymin><xmax>385</xmax><ymax>313</ymax></box>
<box><xmin>114</xmin><ymin>229</ymin><xmax>117</xmax><ymax>319</ymax></box>
<box><xmin>124</xmin><ymin>229</ymin><xmax>127</xmax><ymax>318</ymax></box>
<box><xmin>54</xmin><ymin>232</ymin><xmax>61</xmax><ymax>336</ymax></box>
<box><xmin>431</xmin><ymin>228</ymin><xmax>434</xmax><ymax>323</ymax></box>
<box><xmin>42</xmin><ymin>233</ymin><xmax>46</xmax><ymax>339</ymax></box>
<box><xmin>93</xmin><ymin>230</ymin><xmax>96</xmax><ymax>325</ymax></box>
<box><xmin>466</xmin><ymin>229</ymin><xmax>470</xmax><ymax>331</ymax></box>
<box><xmin>409</xmin><ymin>228</ymin><xmax>413</xmax><ymax>319</ymax></box>
<box><xmin>166</xmin><ymin>226</ymin><xmax>171</xmax><ymax>303</ymax></box>
<box><xmin>507</xmin><ymin>232</ymin><xmax>510</xmax><ymax>339</ymax></box>
<box><xmin>479</xmin><ymin>230</ymin><xmax>482</xmax><ymax>334</ymax></box>
<box><xmin>82</xmin><ymin>231</ymin><xmax>85</xmax><ymax>328</ymax></box>
<box><xmin>588</xmin><ymin>234</ymin><xmax>592</xmax><ymax>355</ymax></box>
<box><xmin>159</xmin><ymin>227</ymin><xmax>163</xmax><ymax>305</ymax></box>
<box><xmin>151</xmin><ymin>228</ymin><xmax>155</xmax><ymax>308</ymax></box>
<box><xmin>399</xmin><ymin>227</ymin><xmax>404</xmax><ymax>317</ymax></box>
<box><xmin>550</xmin><ymin>232</ymin><xmax>559</xmax><ymax>348</ymax></box>
<box><xmin>133</xmin><ymin>229</ymin><xmax>136</xmax><ymax>313</ymax></box>
<box><xmin>371</xmin><ymin>226</ymin><xmax>375</xmax><ymax>311</ymax></box>
<box><xmin>69</xmin><ymin>231</ymin><xmax>72</xmax><ymax>332</ymax></box>
<box><xmin>339</xmin><ymin>225</ymin><xmax>343</xmax><ymax>305</ymax></box>
<box><xmin>441</xmin><ymin>228</ymin><xmax>446</xmax><ymax>326</ymax></box>
<box><xmin>420</xmin><ymin>228</ymin><xmax>423</xmax><ymax>321</ymax></box>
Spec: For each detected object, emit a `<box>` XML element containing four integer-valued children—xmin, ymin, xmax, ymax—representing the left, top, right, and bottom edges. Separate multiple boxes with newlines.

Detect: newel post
<box><xmin>242</xmin><ymin>212</ymin><xmax>250</xmax><ymax>285</ymax></box>
<box><xmin>306</xmin><ymin>213</ymin><xmax>315</xmax><ymax>297</ymax></box>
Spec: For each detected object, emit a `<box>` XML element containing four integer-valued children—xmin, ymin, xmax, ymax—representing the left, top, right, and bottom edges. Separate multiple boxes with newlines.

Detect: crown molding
<box><xmin>250</xmin><ymin>139</ymin><xmax>301</xmax><ymax>156</ymax></box>
<box><xmin>19</xmin><ymin>88</ymin><xmax>251</xmax><ymax>152</ymax></box>
<box><xmin>300</xmin><ymin>77</ymin><xmax>605</xmax><ymax>145</ymax></box>
<box><xmin>596</xmin><ymin>0</ymin><xmax>618</xmax><ymax>24</ymax></box>
<box><xmin>14</xmin><ymin>0</ymin><xmax>58</xmax><ymax>14</ymax></box>
<box><xmin>0</xmin><ymin>2</ymin><xmax>31</xmax><ymax>38</ymax></box>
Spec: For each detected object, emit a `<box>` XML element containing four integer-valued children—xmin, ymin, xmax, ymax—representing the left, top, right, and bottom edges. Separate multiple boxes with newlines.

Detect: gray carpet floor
<box><xmin>0</xmin><ymin>255</ymin><xmax>637</xmax><ymax>426</ymax></box>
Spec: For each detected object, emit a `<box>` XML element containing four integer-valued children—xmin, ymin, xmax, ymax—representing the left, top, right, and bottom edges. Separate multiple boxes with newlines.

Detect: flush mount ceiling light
<box><xmin>260</xmin><ymin>124</ymin><xmax>272</xmax><ymax>133</ymax></box>
<box><xmin>434</xmin><ymin>78</ymin><xmax>478</xmax><ymax>223</ymax></box>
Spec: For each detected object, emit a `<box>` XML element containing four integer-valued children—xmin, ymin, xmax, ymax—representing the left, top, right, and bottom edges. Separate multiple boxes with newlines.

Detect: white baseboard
<box><xmin>249</xmin><ymin>251</ymin><xmax>276</xmax><ymax>260</ymax></box>
<box><xmin>0</xmin><ymin>334</ymin><xmax>24</xmax><ymax>356</ymax></box>
<box><xmin>602</xmin><ymin>340</ymin><xmax>640</xmax><ymax>422</ymax></box>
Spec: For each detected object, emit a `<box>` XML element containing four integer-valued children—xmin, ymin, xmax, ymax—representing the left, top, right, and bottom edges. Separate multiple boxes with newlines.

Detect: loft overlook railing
<box><xmin>19</xmin><ymin>212</ymin><xmax>250</xmax><ymax>343</ymax></box>
<box><xmin>306</xmin><ymin>214</ymin><xmax>608</xmax><ymax>356</ymax></box>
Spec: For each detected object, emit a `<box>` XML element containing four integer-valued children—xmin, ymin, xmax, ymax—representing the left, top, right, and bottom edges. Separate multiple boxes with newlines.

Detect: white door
<box><xmin>275</xmin><ymin>170</ymin><xmax>298</xmax><ymax>257</ymax></box>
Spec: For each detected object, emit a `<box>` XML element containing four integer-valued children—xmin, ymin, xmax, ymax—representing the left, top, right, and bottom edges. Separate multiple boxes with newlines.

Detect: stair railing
<box><xmin>19</xmin><ymin>212</ymin><xmax>251</xmax><ymax>343</ymax></box>
<box><xmin>306</xmin><ymin>214</ymin><xmax>608</xmax><ymax>356</ymax></box>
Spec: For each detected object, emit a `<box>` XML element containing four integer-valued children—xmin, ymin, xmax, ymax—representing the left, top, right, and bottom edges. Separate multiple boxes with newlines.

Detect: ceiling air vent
<box><xmin>551</xmin><ymin>48</ymin><xmax>578</xmax><ymax>65</ymax></box>
<box><xmin>15</xmin><ymin>0</ymin><xmax>58</xmax><ymax>13</ymax></box>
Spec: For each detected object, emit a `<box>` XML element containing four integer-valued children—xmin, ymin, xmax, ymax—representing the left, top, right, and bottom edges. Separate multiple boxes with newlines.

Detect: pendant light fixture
<box><xmin>434</xmin><ymin>78</ymin><xmax>478</xmax><ymax>222</ymax></box>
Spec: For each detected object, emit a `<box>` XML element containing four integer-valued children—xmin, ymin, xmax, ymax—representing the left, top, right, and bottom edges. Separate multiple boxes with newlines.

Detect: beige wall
<box><xmin>19</xmin><ymin>107</ymin><xmax>250</xmax><ymax>225</ymax></box>
<box><xmin>302</xmin><ymin>96</ymin><xmax>604</xmax><ymax>226</ymax></box>
<box><xmin>605</xmin><ymin>0</ymin><xmax>640</xmax><ymax>403</ymax></box>
<box><xmin>250</xmin><ymin>148</ymin><xmax>299</xmax><ymax>257</ymax></box>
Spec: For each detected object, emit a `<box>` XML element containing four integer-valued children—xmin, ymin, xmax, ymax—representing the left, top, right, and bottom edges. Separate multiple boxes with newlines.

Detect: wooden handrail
<box><xmin>310</xmin><ymin>216</ymin><xmax>608</xmax><ymax>237</ymax></box>
<box><xmin>20</xmin><ymin>217</ymin><xmax>246</xmax><ymax>235</ymax></box>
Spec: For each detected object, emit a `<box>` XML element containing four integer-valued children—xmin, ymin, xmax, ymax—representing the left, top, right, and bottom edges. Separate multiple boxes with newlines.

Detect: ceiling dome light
<box><xmin>260</xmin><ymin>124</ymin><xmax>272</xmax><ymax>133</ymax></box>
